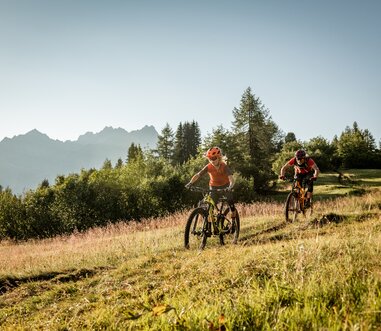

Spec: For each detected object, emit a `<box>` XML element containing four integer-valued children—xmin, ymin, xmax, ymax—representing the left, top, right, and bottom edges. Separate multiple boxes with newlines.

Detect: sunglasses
<box><xmin>209</xmin><ymin>156</ymin><xmax>218</xmax><ymax>161</ymax></box>
<box><xmin>296</xmin><ymin>157</ymin><xmax>305</xmax><ymax>161</ymax></box>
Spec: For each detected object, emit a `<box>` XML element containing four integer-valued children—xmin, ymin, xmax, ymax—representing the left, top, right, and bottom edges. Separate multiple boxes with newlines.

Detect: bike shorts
<box><xmin>210</xmin><ymin>184</ymin><xmax>235</xmax><ymax>211</ymax></box>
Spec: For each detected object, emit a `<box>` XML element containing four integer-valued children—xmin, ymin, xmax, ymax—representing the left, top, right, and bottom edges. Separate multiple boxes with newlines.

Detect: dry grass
<box><xmin>1</xmin><ymin>174</ymin><xmax>381</xmax><ymax>330</ymax></box>
<box><xmin>0</xmin><ymin>172</ymin><xmax>381</xmax><ymax>330</ymax></box>
<box><xmin>0</xmin><ymin>201</ymin><xmax>284</xmax><ymax>278</ymax></box>
<box><xmin>1</xmin><ymin>188</ymin><xmax>379</xmax><ymax>279</ymax></box>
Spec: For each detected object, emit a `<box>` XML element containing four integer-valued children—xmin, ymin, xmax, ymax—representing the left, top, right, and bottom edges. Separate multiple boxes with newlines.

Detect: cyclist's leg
<box><xmin>306</xmin><ymin>172</ymin><xmax>314</xmax><ymax>200</ymax></box>
<box><xmin>211</xmin><ymin>184</ymin><xmax>236</xmax><ymax>213</ymax></box>
<box><xmin>226</xmin><ymin>191</ymin><xmax>236</xmax><ymax>216</ymax></box>
<box><xmin>209</xmin><ymin>186</ymin><xmax>219</xmax><ymax>205</ymax></box>
<box><xmin>224</xmin><ymin>189</ymin><xmax>238</xmax><ymax>234</ymax></box>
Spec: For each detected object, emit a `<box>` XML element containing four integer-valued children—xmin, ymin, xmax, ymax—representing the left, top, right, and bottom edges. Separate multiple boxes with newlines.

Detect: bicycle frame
<box><xmin>184</xmin><ymin>186</ymin><xmax>240</xmax><ymax>249</ymax></box>
<box><xmin>292</xmin><ymin>179</ymin><xmax>307</xmax><ymax>211</ymax></box>
<box><xmin>198</xmin><ymin>189</ymin><xmax>230</xmax><ymax>234</ymax></box>
<box><xmin>284</xmin><ymin>177</ymin><xmax>313</xmax><ymax>222</ymax></box>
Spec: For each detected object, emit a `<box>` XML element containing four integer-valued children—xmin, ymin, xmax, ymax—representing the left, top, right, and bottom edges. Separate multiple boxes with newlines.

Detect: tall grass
<box><xmin>1</xmin><ymin>176</ymin><xmax>381</xmax><ymax>330</ymax></box>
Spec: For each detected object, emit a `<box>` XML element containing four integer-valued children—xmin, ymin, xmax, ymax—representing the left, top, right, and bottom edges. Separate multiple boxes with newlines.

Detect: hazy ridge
<box><xmin>0</xmin><ymin>126</ymin><xmax>158</xmax><ymax>194</ymax></box>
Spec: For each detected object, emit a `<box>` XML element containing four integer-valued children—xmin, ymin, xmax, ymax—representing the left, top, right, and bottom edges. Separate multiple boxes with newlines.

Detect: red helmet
<box><xmin>206</xmin><ymin>147</ymin><xmax>222</xmax><ymax>160</ymax></box>
<box><xmin>295</xmin><ymin>149</ymin><xmax>306</xmax><ymax>165</ymax></box>
<box><xmin>295</xmin><ymin>149</ymin><xmax>306</xmax><ymax>159</ymax></box>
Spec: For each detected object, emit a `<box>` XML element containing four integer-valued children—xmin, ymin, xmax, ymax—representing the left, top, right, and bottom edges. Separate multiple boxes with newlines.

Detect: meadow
<box><xmin>1</xmin><ymin>170</ymin><xmax>381</xmax><ymax>330</ymax></box>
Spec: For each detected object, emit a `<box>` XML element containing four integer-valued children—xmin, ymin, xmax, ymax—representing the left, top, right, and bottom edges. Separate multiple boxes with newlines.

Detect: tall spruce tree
<box><xmin>127</xmin><ymin>143</ymin><xmax>143</xmax><ymax>163</ymax></box>
<box><xmin>173</xmin><ymin>122</ymin><xmax>185</xmax><ymax>164</ymax></box>
<box><xmin>157</xmin><ymin>123</ymin><xmax>174</xmax><ymax>162</ymax></box>
<box><xmin>231</xmin><ymin>87</ymin><xmax>281</xmax><ymax>191</ymax></box>
<box><xmin>173</xmin><ymin>121</ymin><xmax>201</xmax><ymax>164</ymax></box>
<box><xmin>184</xmin><ymin>121</ymin><xmax>201</xmax><ymax>158</ymax></box>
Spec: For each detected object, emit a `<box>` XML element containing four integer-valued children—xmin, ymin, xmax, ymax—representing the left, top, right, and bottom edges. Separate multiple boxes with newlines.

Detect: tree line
<box><xmin>1</xmin><ymin>87</ymin><xmax>380</xmax><ymax>240</ymax></box>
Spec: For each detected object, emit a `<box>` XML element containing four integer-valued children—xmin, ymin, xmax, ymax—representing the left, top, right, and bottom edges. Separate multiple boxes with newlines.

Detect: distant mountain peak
<box><xmin>14</xmin><ymin>129</ymin><xmax>51</xmax><ymax>142</ymax></box>
<box><xmin>25</xmin><ymin>129</ymin><xmax>45</xmax><ymax>136</ymax></box>
<box><xmin>0</xmin><ymin>125</ymin><xmax>159</xmax><ymax>194</ymax></box>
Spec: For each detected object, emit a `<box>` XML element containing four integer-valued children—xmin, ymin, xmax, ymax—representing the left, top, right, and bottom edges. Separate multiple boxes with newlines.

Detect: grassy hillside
<box><xmin>1</xmin><ymin>170</ymin><xmax>381</xmax><ymax>330</ymax></box>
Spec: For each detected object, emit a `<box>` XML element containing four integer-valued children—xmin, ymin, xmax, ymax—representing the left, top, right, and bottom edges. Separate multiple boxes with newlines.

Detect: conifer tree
<box><xmin>231</xmin><ymin>87</ymin><xmax>281</xmax><ymax>191</ymax></box>
<box><xmin>127</xmin><ymin>143</ymin><xmax>143</xmax><ymax>163</ymax></box>
<box><xmin>157</xmin><ymin>123</ymin><xmax>174</xmax><ymax>161</ymax></box>
<box><xmin>115</xmin><ymin>158</ymin><xmax>124</xmax><ymax>168</ymax></box>
<box><xmin>102</xmin><ymin>159</ymin><xmax>112</xmax><ymax>170</ymax></box>
<box><xmin>173</xmin><ymin>121</ymin><xmax>201</xmax><ymax>164</ymax></box>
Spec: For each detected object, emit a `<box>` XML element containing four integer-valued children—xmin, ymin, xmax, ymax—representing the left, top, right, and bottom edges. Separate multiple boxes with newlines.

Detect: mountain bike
<box><xmin>284</xmin><ymin>177</ymin><xmax>313</xmax><ymax>223</ymax></box>
<box><xmin>184</xmin><ymin>186</ymin><xmax>240</xmax><ymax>250</ymax></box>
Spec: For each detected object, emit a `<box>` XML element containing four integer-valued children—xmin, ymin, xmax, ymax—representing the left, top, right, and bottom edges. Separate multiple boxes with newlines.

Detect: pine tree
<box><xmin>102</xmin><ymin>159</ymin><xmax>112</xmax><ymax>170</ymax></box>
<box><xmin>127</xmin><ymin>143</ymin><xmax>143</xmax><ymax>163</ymax></box>
<box><xmin>184</xmin><ymin>121</ymin><xmax>201</xmax><ymax>159</ymax></box>
<box><xmin>115</xmin><ymin>158</ymin><xmax>124</xmax><ymax>169</ymax></box>
<box><xmin>173</xmin><ymin>123</ymin><xmax>185</xmax><ymax>164</ymax></box>
<box><xmin>231</xmin><ymin>87</ymin><xmax>281</xmax><ymax>191</ymax></box>
<box><xmin>173</xmin><ymin>121</ymin><xmax>201</xmax><ymax>164</ymax></box>
<box><xmin>157</xmin><ymin>123</ymin><xmax>174</xmax><ymax>162</ymax></box>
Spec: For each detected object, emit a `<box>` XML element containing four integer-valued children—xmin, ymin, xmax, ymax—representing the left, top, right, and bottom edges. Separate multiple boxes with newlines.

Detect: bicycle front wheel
<box><xmin>285</xmin><ymin>192</ymin><xmax>299</xmax><ymax>223</ymax></box>
<box><xmin>184</xmin><ymin>207</ymin><xmax>208</xmax><ymax>250</ymax></box>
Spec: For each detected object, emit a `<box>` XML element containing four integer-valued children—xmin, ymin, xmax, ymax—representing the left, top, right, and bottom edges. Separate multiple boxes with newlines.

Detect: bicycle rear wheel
<box><xmin>285</xmin><ymin>192</ymin><xmax>300</xmax><ymax>223</ymax></box>
<box><xmin>219</xmin><ymin>208</ymin><xmax>240</xmax><ymax>245</ymax></box>
<box><xmin>184</xmin><ymin>207</ymin><xmax>208</xmax><ymax>250</ymax></box>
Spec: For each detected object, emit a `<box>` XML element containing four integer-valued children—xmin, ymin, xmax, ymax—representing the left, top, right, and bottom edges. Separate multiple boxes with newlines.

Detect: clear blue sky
<box><xmin>1</xmin><ymin>0</ymin><xmax>380</xmax><ymax>144</ymax></box>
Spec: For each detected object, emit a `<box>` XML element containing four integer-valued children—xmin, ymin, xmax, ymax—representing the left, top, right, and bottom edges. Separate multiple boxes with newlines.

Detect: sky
<box><xmin>1</xmin><ymin>0</ymin><xmax>380</xmax><ymax>145</ymax></box>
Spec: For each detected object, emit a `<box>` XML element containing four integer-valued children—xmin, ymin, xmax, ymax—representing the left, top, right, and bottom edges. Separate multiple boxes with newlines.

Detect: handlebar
<box><xmin>186</xmin><ymin>186</ymin><xmax>232</xmax><ymax>193</ymax></box>
<box><xmin>280</xmin><ymin>176</ymin><xmax>315</xmax><ymax>185</ymax></box>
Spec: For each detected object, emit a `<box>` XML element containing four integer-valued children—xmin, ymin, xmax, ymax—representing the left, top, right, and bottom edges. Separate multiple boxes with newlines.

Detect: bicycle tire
<box><xmin>184</xmin><ymin>207</ymin><xmax>208</xmax><ymax>250</ymax></box>
<box><xmin>219</xmin><ymin>208</ymin><xmax>240</xmax><ymax>245</ymax></box>
<box><xmin>305</xmin><ymin>199</ymin><xmax>313</xmax><ymax>218</ymax></box>
<box><xmin>285</xmin><ymin>192</ymin><xmax>299</xmax><ymax>223</ymax></box>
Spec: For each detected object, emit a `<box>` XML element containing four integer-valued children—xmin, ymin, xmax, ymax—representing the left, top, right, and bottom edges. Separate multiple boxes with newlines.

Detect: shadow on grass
<box><xmin>240</xmin><ymin>222</ymin><xmax>288</xmax><ymax>245</ymax></box>
<box><xmin>240</xmin><ymin>208</ymin><xmax>379</xmax><ymax>247</ymax></box>
<box><xmin>0</xmin><ymin>266</ymin><xmax>111</xmax><ymax>295</ymax></box>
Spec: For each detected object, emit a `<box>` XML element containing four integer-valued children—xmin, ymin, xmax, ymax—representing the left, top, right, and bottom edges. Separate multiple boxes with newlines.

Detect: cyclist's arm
<box><xmin>311</xmin><ymin>162</ymin><xmax>320</xmax><ymax>178</ymax></box>
<box><xmin>228</xmin><ymin>175</ymin><xmax>235</xmax><ymax>189</ymax></box>
<box><xmin>280</xmin><ymin>161</ymin><xmax>291</xmax><ymax>177</ymax></box>
<box><xmin>188</xmin><ymin>166</ymin><xmax>208</xmax><ymax>185</ymax></box>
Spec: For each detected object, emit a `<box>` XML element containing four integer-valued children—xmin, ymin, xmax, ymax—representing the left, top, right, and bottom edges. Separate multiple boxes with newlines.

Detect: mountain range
<box><xmin>0</xmin><ymin>126</ymin><xmax>158</xmax><ymax>194</ymax></box>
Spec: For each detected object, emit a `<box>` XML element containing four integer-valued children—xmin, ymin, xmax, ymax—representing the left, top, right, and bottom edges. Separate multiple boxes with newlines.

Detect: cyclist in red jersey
<box><xmin>186</xmin><ymin>147</ymin><xmax>236</xmax><ymax>217</ymax></box>
<box><xmin>279</xmin><ymin>149</ymin><xmax>320</xmax><ymax>207</ymax></box>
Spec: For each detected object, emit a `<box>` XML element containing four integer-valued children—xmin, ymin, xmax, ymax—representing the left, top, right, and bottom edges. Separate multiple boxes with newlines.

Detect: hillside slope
<box><xmin>0</xmin><ymin>171</ymin><xmax>381</xmax><ymax>330</ymax></box>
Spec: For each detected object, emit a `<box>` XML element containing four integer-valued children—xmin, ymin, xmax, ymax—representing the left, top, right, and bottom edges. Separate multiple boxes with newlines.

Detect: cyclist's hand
<box><xmin>185</xmin><ymin>182</ymin><xmax>192</xmax><ymax>189</ymax></box>
<box><xmin>310</xmin><ymin>176</ymin><xmax>317</xmax><ymax>181</ymax></box>
<box><xmin>279</xmin><ymin>175</ymin><xmax>285</xmax><ymax>180</ymax></box>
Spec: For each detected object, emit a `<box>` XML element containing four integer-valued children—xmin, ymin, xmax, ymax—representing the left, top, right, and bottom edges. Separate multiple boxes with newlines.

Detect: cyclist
<box><xmin>279</xmin><ymin>149</ymin><xmax>320</xmax><ymax>207</ymax></box>
<box><xmin>185</xmin><ymin>147</ymin><xmax>237</xmax><ymax>219</ymax></box>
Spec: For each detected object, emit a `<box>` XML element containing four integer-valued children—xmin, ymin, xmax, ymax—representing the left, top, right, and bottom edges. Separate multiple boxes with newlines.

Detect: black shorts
<box><xmin>210</xmin><ymin>184</ymin><xmax>235</xmax><ymax>209</ymax></box>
